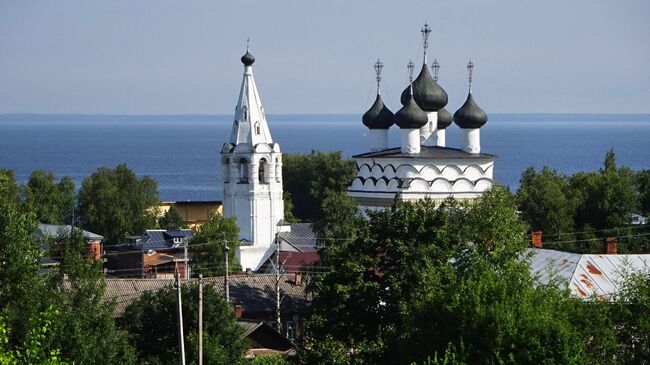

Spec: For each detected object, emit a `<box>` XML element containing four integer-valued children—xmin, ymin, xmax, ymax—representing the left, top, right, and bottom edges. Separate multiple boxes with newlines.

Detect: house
<box><xmin>258</xmin><ymin>223</ymin><xmax>320</xmax><ymax>274</ymax></box>
<box><xmin>154</xmin><ymin>200</ymin><xmax>222</xmax><ymax>228</ymax></box>
<box><xmin>237</xmin><ymin>319</ymin><xmax>296</xmax><ymax>358</ymax></box>
<box><xmin>104</xmin><ymin>229</ymin><xmax>192</xmax><ymax>279</ymax></box>
<box><xmin>35</xmin><ymin>223</ymin><xmax>104</xmax><ymax>264</ymax></box>
<box><xmin>104</xmin><ymin>273</ymin><xmax>310</xmax><ymax>340</ymax></box>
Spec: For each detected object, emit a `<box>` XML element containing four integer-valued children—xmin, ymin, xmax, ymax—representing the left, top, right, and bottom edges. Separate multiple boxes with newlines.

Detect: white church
<box><xmin>221</xmin><ymin>25</ymin><xmax>496</xmax><ymax>270</ymax></box>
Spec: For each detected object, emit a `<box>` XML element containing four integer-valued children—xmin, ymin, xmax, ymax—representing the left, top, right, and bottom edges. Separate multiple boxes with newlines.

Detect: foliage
<box><xmin>515</xmin><ymin>166</ymin><xmax>576</xmax><ymax>235</ymax></box>
<box><xmin>47</xmin><ymin>230</ymin><xmax>136</xmax><ymax>364</ymax></box>
<box><xmin>77</xmin><ymin>164</ymin><xmax>159</xmax><ymax>244</ymax></box>
<box><xmin>304</xmin><ymin>186</ymin><xmax>610</xmax><ymax>364</ymax></box>
<box><xmin>0</xmin><ymin>307</ymin><xmax>67</xmax><ymax>365</ymax></box>
<box><xmin>122</xmin><ymin>284</ymin><xmax>247</xmax><ymax>365</ymax></box>
<box><xmin>282</xmin><ymin>150</ymin><xmax>356</xmax><ymax>222</ymax></box>
<box><xmin>248</xmin><ymin>353</ymin><xmax>292</xmax><ymax>365</ymax></box>
<box><xmin>158</xmin><ymin>205</ymin><xmax>188</xmax><ymax>230</ymax></box>
<box><xmin>189</xmin><ymin>213</ymin><xmax>241</xmax><ymax>277</ymax></box>
<box><xmin>0</xmin><ymin>169</ymin><xmax>20</xmax><ymax>205</ymax></box>
<box><xmin>636</xmin><ymin>169</ymin><xmax>650</xmax><ymax>215</ymax></box>
<box><xmin>611</xmin><ymin>271</ymin><xmax>650</xmax><ymax>362</ymax></box>
<box><xmin>22</xmin><ymin>170</ymin><xmax>75</xmax><ymax>224</ymax></box>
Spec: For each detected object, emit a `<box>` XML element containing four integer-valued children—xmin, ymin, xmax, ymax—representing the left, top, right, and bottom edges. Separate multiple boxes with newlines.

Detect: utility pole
<box><xmin>275</xmin><ymin>233</ymin><xmax>281</xmax><ymax>333</ymax></box>
<box><xmin>175</xmin><ymin>260</ymin><xmax>186</xmax><ymax>365</ymax></box>
<box><xmin>198</xmin><ymin>274</ymin><xmax>203</xmax><ymax>365</ymax></box>
<box><xmin>224</xmin><ymin>241</ymin><xmax>230</xmax><ymax>303</ymax></box>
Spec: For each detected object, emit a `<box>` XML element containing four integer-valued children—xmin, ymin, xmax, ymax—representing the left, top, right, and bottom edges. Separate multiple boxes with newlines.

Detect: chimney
<box><xmin>245</xmin><ymin>268</ymin><xmax>252</xmax><ymax>275</ymax></box>
<box><xmin>234</xmin><ymin>304</ymin><xmax>243</xmax><ymax>318</ymax></box>
<box><xmin>295</xmin><ymin>272</ymin><xmax>302</xmax><ymax>286</ymax></box>
<box><xmin>604</xmin><ymin>237</ymin><xmax>617</xmax><ymax>255</ymax></box>
<box><xmin>532</xmin><ymin>231</ymin><xmax>543</xmax><ymax>248</ymax></box>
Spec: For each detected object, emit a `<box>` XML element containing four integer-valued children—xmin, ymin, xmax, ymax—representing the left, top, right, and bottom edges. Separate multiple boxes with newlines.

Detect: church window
<box><xmin>259</xmin><ymin>158</ymin><xmax>268</xmax><ymax>183</ymax></box>
<box><xmin>223</xmin><ymin>158</ymin><xmax>230</xmax><ymax>183</ymax></box>
<box><xmin>255</xmin><ymin>121</ymin><xmax>261</xmax><ymax>135</ymax></box>
<box><xmin>239</xmin><ymin>158</ymin><xmax>249</xmax><ymax>183</ymax></box>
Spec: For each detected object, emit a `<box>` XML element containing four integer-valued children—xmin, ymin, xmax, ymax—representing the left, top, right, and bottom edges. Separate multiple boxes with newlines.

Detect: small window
<box><xmin>242</xmin><ymin>106</ymin><xmax>248</xmax><ymax>120</ymax></box>
<box><xmin>255</xmin><ymin>122</ymin><xmax>261</xmax><ymax>135</ymax></box>
<box><xmin>285</xmin><ymin>320</ymin><xmax>297</xmax><ymax>341</ymax></box>
<box><xmin>223</xmin><ymin>158</ymin><xmax>230</xmax><ymax>183</ymax></box>
<box><xmin>239</xmin><ymin>158</ymin><xmax>249</xmax><ymax>183</ymax></box>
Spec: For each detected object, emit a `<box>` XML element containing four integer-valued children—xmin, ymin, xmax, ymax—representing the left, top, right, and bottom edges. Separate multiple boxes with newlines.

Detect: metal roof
<box><xmin>278</xmin><ymin>223</ymin><xmax>317</xmax><ymax>252</ymax></box>
<box><xmin>104</xmin><ymin>273</ymin><xmax>309</xmax><ymax>318</ymax></box>
<box><xmin>35</xmin><ymin>224</ymin><xmax>103</xmax><ymax>241</ymax></box>
<box><xmin>353</xmin><ymin>145</ymin><xmax>496</xmax><ymax>160</ymax></box>
<box><xmin>528</xmin><ymin>248</ymin><xmax>650</xmax><ymax>299</ymax></box>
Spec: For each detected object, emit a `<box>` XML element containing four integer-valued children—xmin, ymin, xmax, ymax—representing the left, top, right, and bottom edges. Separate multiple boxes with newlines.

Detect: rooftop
<box><xmin>353</xmin><ymin>145</ymin><xmax>496</xmax><ymax>160</ymax></box>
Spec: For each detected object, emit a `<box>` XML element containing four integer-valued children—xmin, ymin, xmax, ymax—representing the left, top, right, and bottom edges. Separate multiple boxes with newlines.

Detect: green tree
<box><xmin>189</xmin><ymin>213</ymin><xmax>241</xmax><ymax>277</ymax></box>
<box><xmin>304</xmin><ymin>187</ymin><xmax>608</xmax><ymax>364</ymax></box>
<box><xmin>122</xmin><ymin>284</ymin><xmax>247</xmax><ymax>365</ymax></box>
<box><xmin>158</xmin><ymin>206</ymin><xmax>188</xmax><ymax>230</ymax></box>
<box><xmin>0</xmin><ymin>307</ymin><xmax>67</xmax><ymax>365</ymax></box>
<box><xmin>515</xmin><ymin>166</ymin><xmax>576</xmax><ymax>237</ymax></box>
<box><xmin>23</xmin><ymin>170</ymin><xmax>75</xmax><ymax>224</ymax></box>
<box><xmin>636</xmin><ymin>170</ymin><xmax>650</xmax><ymax>215</ymax></box>
<box><xmin>282</xmin><ymin>151</ymin><xmax>357</xmax><ymax>222</ymax></box>
<box><xmin>77</xmin><ymin>164</ymin><xmax>159</xmax><ymax>244</ymax></box>
<box><xmin>47</xmin><ymin>230</ymin><xmax>136</xmax><ymax>364</ymax></box>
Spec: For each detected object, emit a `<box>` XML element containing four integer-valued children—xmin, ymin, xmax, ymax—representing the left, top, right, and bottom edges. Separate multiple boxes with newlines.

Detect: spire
<box><xmin>230</xmin><ymin>44</ymin><xmax>273</xmax><ymax>145</ymax></box>
<box><xmin>374</xmin><ymin>59</ymin><xmax>383</xmax><ymax>95</ymax></box>
<box><xmin>432</xmin><ymin>59</ymin><xmax>440</xmax><ymax>81</ymax></box>
<box><xmin>421</xmin><ymin>22</ymin><xmax>431</xmax><ymax>64</ymax></box>
<box><xmin>467</xmin><ymin>59</ymin><xmax>474</xmax><ymax>93</ymax></box>
<box><xmin>407</xmin><ymin>59</ymin><xmax>415</xmax><ymax>84</ymax></box>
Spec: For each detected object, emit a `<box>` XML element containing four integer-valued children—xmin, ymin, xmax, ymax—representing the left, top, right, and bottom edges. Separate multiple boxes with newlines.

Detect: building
<box><xmin>155</xmin><ymin>200</ymin><xmax>222</xmax><ymax>228</ymax></box>
<box><xmin>348</xmin><ymin>24</ymin><xmax>496</xmax><ymax>212</ymax></box>
<box><xmin>35</xmin><ymin>223</ymin><xmax>104</xmax><ymax>263</ymax></box>
<box><xmin>220</xmin><ymin>46</ymin><xmax>288</xmax><ymax>271</ymax></box>
<box><xmin>104</xmin><ymin>229</ymin><xmax>192</xmax><ymax>279</ymax></box>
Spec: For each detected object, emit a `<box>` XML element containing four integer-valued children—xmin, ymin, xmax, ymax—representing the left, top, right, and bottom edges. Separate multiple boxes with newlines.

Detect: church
<box><xmin>348</xmin><ymin>23</ymin><xmax>496</xmax><ymax>212</ymax></box>
<box><xmin>221</xmin><ymin>25</ymin><xmax>496</xmax><ymax>270</ymax></box>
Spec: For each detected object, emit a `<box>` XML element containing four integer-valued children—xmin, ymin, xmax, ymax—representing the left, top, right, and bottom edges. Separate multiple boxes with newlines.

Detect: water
<box><xmin>0</xmin><ymin>114</ymin><xmax>648</xmax><ymax>201</ymax></box>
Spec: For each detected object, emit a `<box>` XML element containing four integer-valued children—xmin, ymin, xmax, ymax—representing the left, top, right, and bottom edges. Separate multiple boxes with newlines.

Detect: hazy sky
<box><xmin>1</xmin><ymin>0</ymin><xmax>649</xmax><ymax>114</ymax></box>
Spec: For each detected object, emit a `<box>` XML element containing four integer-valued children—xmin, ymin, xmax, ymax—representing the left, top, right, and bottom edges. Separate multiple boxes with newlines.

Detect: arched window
<box><xmin>259</xmin><ymin>158</ymin><xmax>268</xmax><ymax>183</ymax></box>
<box><xmin>255</xmin><ymin>121</ymin><xmax>261</xmax><ymax>135</ymax></box>
<box><xmin>223</xmin><ymin>158</ymin><xmax>230</xmax><ymax>183</ymax></box>
<box><xmin>239</xmin><ymin>158</ymin><xmax>249</xmax><ymax>183</ymax></box>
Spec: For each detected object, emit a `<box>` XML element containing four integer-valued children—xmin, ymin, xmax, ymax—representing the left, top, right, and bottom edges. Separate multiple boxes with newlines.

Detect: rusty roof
<box><xmin>528</xmin><ymin>248</ymin><xmax>650</xmax><ymax>299</ymax></box>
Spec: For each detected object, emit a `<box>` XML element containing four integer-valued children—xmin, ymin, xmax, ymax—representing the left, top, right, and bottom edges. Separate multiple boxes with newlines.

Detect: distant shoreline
<box><xmin>1</xmin><ymin>113</ymin><xmax>649</xmax><ymax>123</ymax></box>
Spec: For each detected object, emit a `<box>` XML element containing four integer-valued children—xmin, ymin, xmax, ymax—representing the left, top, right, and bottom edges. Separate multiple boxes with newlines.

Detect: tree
<box><xmin>304</xmin><ymin>186</ymin><xmax>610</xmax><ymax>364</ymax></box>
<box><xmin>636</xmin><ymin>170</ymin><xmax>650</xmax><ymax>215</ymax></box>
<box><xmin>189</xmin><ymin>213</ymin><xmax>241</xmax><ymax>277</ymax></box>
<box><xmin>122</xmin><ymin>284</ymin><xmax>247</xmax><ymax>364</ymax></box>
<box><xmin>46</xmin><ymin>230</ymin><xmax>136</xmax><ymax>364</ymax></box>
<box><xmin>23</xmin><ymin>170</ymin><xmax>75</xmax><ymax>224</ymax></box>
<box><xmin>158</xmin><ymin>205</ymin><xmax>187</xmax><ymax>230</ymax></box>
<box><xmin>77</xmin><ymin>164</ymin><xmax>159</xmax><ymax>244</ymax></box>
<box><xmin>515</xmin><ymin>166</ymin><xmax>576</xmax><ymax>237</ymax></box>
<box><xmin>282</xmin><ymin>151</ymin><xmax>357</xmax><ymax>222</ymax></box>
<box><xmin>0</xmin><ymin>307</ymin><xmax>67</xmax><ymax>365</ymax></box>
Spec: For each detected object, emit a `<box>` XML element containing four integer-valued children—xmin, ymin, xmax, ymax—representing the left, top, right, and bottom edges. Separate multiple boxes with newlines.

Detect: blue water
<box><xmin>0</xmin><ymin>114</ymin><xmax>648</xmax><ymax>201</ymax></box>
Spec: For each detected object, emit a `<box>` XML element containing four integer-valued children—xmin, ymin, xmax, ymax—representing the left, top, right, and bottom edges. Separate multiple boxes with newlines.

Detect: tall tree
<box><xmin>516</xmin><ymin>166</ymin><xmax>576</xmax><ymax>237</ymax></box>
<box><xmin>189</xmin><ymin>213</ymin><xmax>241</xmax><ymax>277</ymax></box>
<box><xmin>23</xmin><ymin>170</ymin><xmax>75</xmax><ymax>224</ymax></box>
<box><xmin>158</xmin><ymin>205</ymin><xmax>187</xmax><ymax>230</ymax></box>
<box><xmin>122</xmin><ymin>284</ymin><xmax>246</xmax><ymax>364</ymax></box>
<box><xmin>635</xmin><ymin>170</ymin><xmax>650</xmax><ymax>215</ymax></box>
<box><xmin>282</xmin><ymin>150</ymin><xmax>357</xmax><ymax>222</ymax></box>
<box><xmin>77</xmin><ymin>164</ymin><xmax>159</xmax><ymax>244</ymax></box>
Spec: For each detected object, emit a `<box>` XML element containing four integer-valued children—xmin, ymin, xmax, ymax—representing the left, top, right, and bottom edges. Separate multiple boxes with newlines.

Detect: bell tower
<box><xmin>221</xmin><ymin>42</ymin><xmax>285</xmax><ymax>271</ymax></box>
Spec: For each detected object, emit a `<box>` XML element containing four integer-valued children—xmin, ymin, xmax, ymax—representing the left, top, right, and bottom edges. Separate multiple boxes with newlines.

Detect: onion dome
<box><xmin>241</xmin><ymin>51</ymin><xmax>255</xmax><ymax>66</ymax></box>
<box><xmin>362</xmin><ymin>94</ymin><xmax>394</xmax><ymax>129</ymax></box>
<box><xmin>437</xmin><ymin>107</ymin><xmax>452</xmax><ymax>129</ymax></box>
<box><xmin>400</xmin><ymin>64</ymin><xmax>448</xmax><ymax>111</ymax></box>
<box><xmin>395</xmin><ymin>89</ymin><xmax>428</xmax><ymax>129</ymax></box>
<box><xmin>453</xmin><ymin>93</ymin><xmax>487</xmax><ymax>129</ymax></box>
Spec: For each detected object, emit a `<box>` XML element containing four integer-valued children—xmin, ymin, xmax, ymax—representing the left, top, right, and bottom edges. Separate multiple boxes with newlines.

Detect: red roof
<box><xmin>279</xmin><ymin>251</ymin><xmax>320</xmax><ymax>273</ymax></box>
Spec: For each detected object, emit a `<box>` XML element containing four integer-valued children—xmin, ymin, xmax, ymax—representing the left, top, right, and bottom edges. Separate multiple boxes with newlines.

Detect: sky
<box><xmin>1</xmin><ymin>0</ymin><xmax>649</xmax><ymax>114</ymax></box>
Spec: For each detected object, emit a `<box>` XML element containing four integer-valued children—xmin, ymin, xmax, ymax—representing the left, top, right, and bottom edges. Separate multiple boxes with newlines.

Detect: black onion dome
<box><xmin>400</xmin><ymin>64</ymin><xmax>448</xmax><ymax>111</ymax></box>
<box><xmin>395</xmin><ymin>92</ymin><xmax>428</xmax><ymax>129</ymax></box>
<box><xmin>241</xmin><ymin>51</ymin><xmax>255</xmax><ymax>66</ymax></box>
<box><xmin>362</xmin><ymin>94</ymin><xmax>394</xmax><ymax>129</ymax></box>
<box><xmin>437</xmin><ymin>107</ymin><xmax>452</xmax><ymax>129</ymax></box>
<box><xmin>453</xmin><ymin>93</ymin><xmax>488</xmax><ymax>129</ymax></box>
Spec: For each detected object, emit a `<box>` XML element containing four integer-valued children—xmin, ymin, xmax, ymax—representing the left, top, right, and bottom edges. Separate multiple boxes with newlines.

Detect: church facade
<box><xmin>348</xmin><ymin>24</ymin><xmax>496</xmax><ymax>212</ymax></box>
